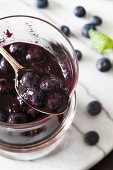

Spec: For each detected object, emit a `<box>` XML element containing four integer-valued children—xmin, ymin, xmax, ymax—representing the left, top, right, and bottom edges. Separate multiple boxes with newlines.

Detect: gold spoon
<box><xmin>0</xmin><ymin>46</ymin><xmax>69</xmax><ymax>115</ymax></box>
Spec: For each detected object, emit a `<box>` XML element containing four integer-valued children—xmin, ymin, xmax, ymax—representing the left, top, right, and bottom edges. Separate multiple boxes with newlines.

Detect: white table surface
<box><xmin>0</xmin><ymin>0</ymin><xmax>113</xmax><ymax>170</ymax></box>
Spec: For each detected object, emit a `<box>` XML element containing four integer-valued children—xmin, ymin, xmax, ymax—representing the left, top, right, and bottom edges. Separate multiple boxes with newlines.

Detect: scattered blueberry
<box><xmin>74</xmin><ymin>6</ymin><xmax>86</xmax><ymax>17</ymax></box>
<box><xmin>37</xmin><ymin>0</ymin><xmax>48</xmax><ymax>8</ymax></box>
<box><xmin>90</xmin><ymin>16</ymin><xmax>102</xmax><ymax>26</ymax></box>
<box><xmin>40</xmin><ymin>77</ymin><xmax>61</xmax><ymax>94</ymax></box>
<box><xmin>81</xmin><ymin>23</ymin><xmax>96</xmax><ymax>38</ymax></box>
<box><xmin>24</xmin><ymin>88</ymin><xmax>45</xmax><ymax>107</ymax></box>
<box><xmin>84</xmin><ymin>131</ymin><xmax>99</xmax><ymax>145</ymax></box>
<box><xmin>0</xmin><ymin>79</ymin><xmax>11</xmax><ymax>94</ymax></box>
<box><xmin>9</xmin><ymin>43</ymin><xmax>27</xmax><ymax>58</ymax></box>
<box><xmin>96</xmin><ymin>58</ymin><xmax>112</xmax><ymax>72</ymax></box>
<box><xmin>20</xmin><ymin>71</ymin><xmax>39</xmax><ymax>88</ymax></box>
<box><xmin>8</xmin><ymin>112</ymin><xmax>29</xmax><ymax>124</ymax></box>
<box><xmin>75</xmin><ymin>50</ymin><xmax>82</xmax><ymax>61</ymax></box>
<box><xmin>0</xmin><ymin>109</ymin><xmax>8</xmax><ymax>122</ymax></box>
<box><xmin>87</xmin><ymin>101</ymin><xmax>102</xmax><ymax>116</ymax></box>
<box><xmin>60</xmin><ymin>25</ymin><xmax>70</xmax><ymax>36</ymax></box>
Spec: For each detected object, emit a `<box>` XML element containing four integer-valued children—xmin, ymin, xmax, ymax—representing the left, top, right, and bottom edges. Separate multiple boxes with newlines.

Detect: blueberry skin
<box><xmin>37</xmin><ymin>0</ymin><xmax>48</xmax><ymax>8</ymax></box>
<box><xmin>96</xmin><ymin>58</ymin><xmax>112</xmax><ymax>72</ymax></box>
<box><xmin>60</xmin><ymin>25</ymin><xmax>70</xmax><ymax>36</ymax></box>
<box><xmin>87</xmin><ymin>101</ymin><xmax>102</xmax><ymax>116</ymax></box>
<box><xmin>8</xmin><ymin>112</ymin><xmax>29</xmax><ymax>124</ymax></box>
<box><xmin>0</xmin><ymin>109</ymin><xmax>8</xmax><ymax>122</ymax></box>
<box><xmin>0</xmin><ymin>58</ymin><xmax>12</xmax><ymax>73</ymax></box>
<box><xmin>27</xmin><ymin>108</ymin><xmax>45</xmax><ymax>122</ymax></box>
<box><xmin>84</xmin><ymin>131</ymin><xmax>99</xmax><ymax>145</ymax></box>
<box><xmin>74</xmin><ymin>6</ymin><xmax>86</xmax><ymax>17</ymax></box>
<box><xmin>40</xmin><ymin>78</ymin><xmax>61</xmax><ymax>94</ymax></box>
<box><xmin>9</xmin><ymin>43</ymin><xmax>27</xmax><ymax>58</ymax></box>
<box><xmin>81</xmin><ymin>23</ymin><xmax>96</xmax><ymax>38</ymax></box>
<box><xmin>24</xmin><ymin>88</ymin><xmax>45</xmax><ymax>107</ymax></box>
<box><xmin>90</xmin><ymin>16</ymin><xmax>102</xmax><ymax>26</ymax></box>
<box><xmin>75</xmin><ymin>50</ymin><xmax>82</xmax><ymax>61</ymax></box>
<box><xmin>20</xmin><ymin>71</ymin><xmax>39</xmax><ymax>88</ymax></box>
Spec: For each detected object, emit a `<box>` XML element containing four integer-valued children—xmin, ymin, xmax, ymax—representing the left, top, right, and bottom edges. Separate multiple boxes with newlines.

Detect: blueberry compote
<box><xmin>0</xmin><ymin>42</ymin><xmax>76</xmax><ymax>145</ymax></box>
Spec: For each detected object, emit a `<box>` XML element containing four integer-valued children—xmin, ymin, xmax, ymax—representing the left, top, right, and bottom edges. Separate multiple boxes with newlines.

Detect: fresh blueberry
<box><xmin>96</xmin><ymin>58</ymin><xmax>112</xmax><ymax>72</ymax></box>
<box><xmin>8</xmin><ymin>112</ymin><xmax>29</xmax><ymax>124</ymax></box>
<box><xmin>87</xmin><ymin>101</ymin><xmax>102</xmax><ymax>116</ymax></box>
<box><xmin>75</xmin><ymin>50</ymin><xmax>82</xmax><ymax>61</ymax></box>
<box><xmin>0</xmin><ymin>109</ymin><xmax>8</xmax><ymax>122</ymax></box>
<box><xmin>74</xmin><ymin>6</ymin><xmax>86</xmax><ymax>17</ymax></box>
<box><xmin>9</xmin><ymin>43</ymin><xmax>27</xmax><ymax>58</ymax></box>
<box><xmin>84</xmin><ymin>131</ymin><xmax>99</xmax><ymax>145</ymax></box>
<box><xmin>90</xmin><ymin>16</ymin><xmax>102</xmax><ymax>26</ymax></box>
<box><xmin>27</xmin><ymin>108</ymin><xmax>46</xmax><ymax>122</ymax></box>
<box><xmin>37</xmin><ymin>0</ymin><xmax>48</xmax><ymax>8</ymax></box>
<box><xmin>26</xmin><ymin>47</ymin><xmax>44</xmax><ymax>63</ymax></box>
<box><xmin>20</xmin><ymin>71</ymin><xmax>39</xmax><ymax>88</ymax></box>
<box><xmin>40</xmin><ymin>77</ymin><xmax>61</xmax><ymax>94</ymax></box>
<box><xmin>60</xmin><ymin>25</ymin><xmax>70</xmax><ymax>36</ymax></box>
<box><xmin>0</xmin><ymin>57</ymin><xmax>12</xmax><ymax>73</ymax></box>
<box><xmin>24</xmin><ymin>88</ymin><xmax>45</xmax><ymax>107</ymax></box>
<box><xmin>81</xmin><ymin>23</ymin><xmax>96</xmax><ymax>38</ymax></box>
<box><xmin>0</xmin><ymin>79</ymin><xmax>11</xmax><ymax>94</ymax></box>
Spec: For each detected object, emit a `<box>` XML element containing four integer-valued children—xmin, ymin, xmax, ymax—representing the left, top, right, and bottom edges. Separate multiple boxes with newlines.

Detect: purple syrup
<box><xmin>0</xmin><ymin>42</ymin><xmax>76</xmax><ymax>124</ymax></box>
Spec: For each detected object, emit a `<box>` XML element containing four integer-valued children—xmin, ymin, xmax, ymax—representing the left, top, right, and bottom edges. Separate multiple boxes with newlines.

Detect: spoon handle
<box><xmin>0</xmin><ymin>46</ymin><xmax>24</xmax><ymax>73</ymax></box>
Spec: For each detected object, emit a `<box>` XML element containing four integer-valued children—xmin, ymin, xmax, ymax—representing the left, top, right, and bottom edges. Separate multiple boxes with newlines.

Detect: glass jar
<box><xmin>0</xmin><ymin>15</ymin><xmax>78</xmax><ymax>160</ymax></box>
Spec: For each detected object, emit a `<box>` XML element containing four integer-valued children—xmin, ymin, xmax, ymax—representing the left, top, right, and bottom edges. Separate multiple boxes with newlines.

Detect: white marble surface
<box><xmin>0</xmin><ymin>0</ymin><xmax>113</xmax><ymax>170</ymax></box>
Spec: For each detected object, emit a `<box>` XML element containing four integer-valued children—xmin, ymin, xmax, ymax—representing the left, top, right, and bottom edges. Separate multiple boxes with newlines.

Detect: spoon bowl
<box><xmin>0</xmin><ymin>46</ymin><xmax>69</xmax><ymax>115</ymax></box>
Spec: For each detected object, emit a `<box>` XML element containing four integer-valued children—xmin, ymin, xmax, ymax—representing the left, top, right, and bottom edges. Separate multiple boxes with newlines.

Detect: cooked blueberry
<box><xmin>47</xmin><ymin>93</ymin><xmax>62</xmax><ymax>111</ymax></box>
<box><xmin>20</xmin><ymin>71</ymin><xmax>39</xmax><ymax>88</ymax></box>
<box><xmin>37</xmin><ymin>0</ymin><xmax>48</xmax><ymax>8</ymax></box>
<box><xmin>90</xmin><ymin>16</ymin><xmax>102</xmax><ymax>26</ymax></box>
<box><xmin>96</xmin><ymin>58</ymin><xmax>112</xmax><ymax>72</ymax></box>
<box><xmin>9</xmin><ymin>43</ymin><xmax>27</xmax><ymax>58</ymax></box>
<box><xmin>24</xmin><ymin>88</ymin><xmax>45</xmax><ymax>107</ymax></box>
<box><xmin>87</xmin><ymin>101</ymin><xmax>102</xmax><ymax>116</ymax></box>
<box><xmin>0</xmin><ymin>109</ymin><xmax>8</xmax><ymax>122</ymax></box>
<box><xmin>46</xmin><ymin>93</ymin><xmax>68</xmax><ymax>112</ymax></box>
<box><xmin>81</xmin><ymin>23</ymin><xmax>96</xmax><ymax>38</ymax></box>
<box><xmin>75</xmin><ymin>50</ymin><xmax>82</xmax><ymax>61</ymax></box>
<box><xmin>8</xmin><ymin>112</ymin><xmax>29</xmax><ymax>124</ymax></box>
<box><xmin>26</xmin><ymin>47</ymin><xmax>44</xmax><ymax>63</ymax></box>
<box><xmin>0</xmin><ymin>79</ymin><xmax>11</xmax><ymax>94</ymax></box>
<box><xmin>0</xmin><ymin>57</ymin><xmax>12</xmax><ymax>73</ymax></box>
<box><xmin>27</xmin><ymin>108</ymin><xmax>45</xmax><ymax>122</ymax></box>
<box><xmin>84</xmin><ymin>131</ymin><xmax>99</xmax><ymax>145</ymax></box>
<box><xmin>74</xmin><ymin>6</ymin><xmax>86</xmax><ymax>17</ymax></box>
<box><xmin>60</xmin><ymin>25</ymin><xmax>70</xmax><ymax>36</ymax></box>
<box><xmin>40</xmin><ymin>77</ymin><xmax>61</xmax><ymax>94</ymax></box>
